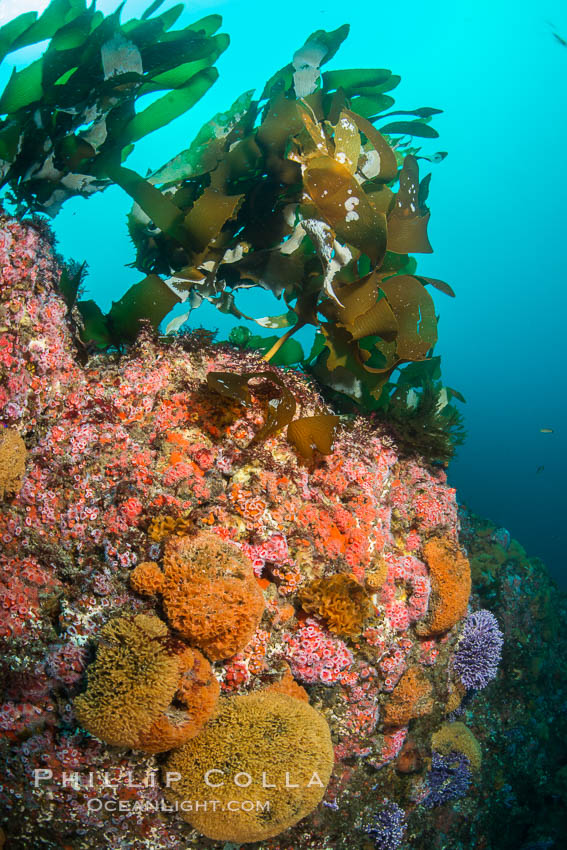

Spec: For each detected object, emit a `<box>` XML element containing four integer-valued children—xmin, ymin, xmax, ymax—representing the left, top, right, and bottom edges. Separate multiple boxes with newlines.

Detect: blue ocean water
<box><xmin>3</xmin><ymin>0</ymin><xmax>566</xmax><ymax>585</ymax></box>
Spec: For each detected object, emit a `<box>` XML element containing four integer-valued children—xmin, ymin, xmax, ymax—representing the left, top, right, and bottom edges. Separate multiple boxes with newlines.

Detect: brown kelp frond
<box><xmin>206</xmin><ymin>369</ymin><xmax>340</xmax><ymax>459</ymax></box>
<box><xmin>287</xmin><ymin>414</ymin><xmax>340</xmax><ymax>460</ymax></box>
<box><xmin>206</xmin><ymin>370</ymin><xmax>297</xmax><ymax>442</ymax></box>
<box><xmin>106</xmin><ymin>25</ymin><xmax>449</xmax><ymax>424</ymax></box>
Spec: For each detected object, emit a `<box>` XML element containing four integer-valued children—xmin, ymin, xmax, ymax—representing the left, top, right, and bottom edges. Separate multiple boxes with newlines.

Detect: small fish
<box><xmin>547</xmin><ymin>21</ymin><xmax>567</xmax><ymax>47</ymax></box>
<box><xmin>536</xmin><ymin>465</ymin><xmax>545</xmax><ymax>474</ymax></box>
<box><xmin>540</xmin><ymin>428</ymin><xmax>553</xmax><ymax>434</ymax></box>
<box><xmin>416</xmin><ymin>151</ymin><xmax>448</xmax><ymax>163</ymax></box>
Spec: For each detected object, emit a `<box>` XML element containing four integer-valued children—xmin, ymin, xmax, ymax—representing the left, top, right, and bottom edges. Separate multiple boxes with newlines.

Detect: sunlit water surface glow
<box><xmin>2</xmin><ymin>0</ymin><xmax>566</xmax><ymax>585</ymax></box>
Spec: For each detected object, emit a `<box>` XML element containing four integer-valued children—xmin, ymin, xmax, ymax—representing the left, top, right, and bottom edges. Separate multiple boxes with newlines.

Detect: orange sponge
<box><xmin>164</xmin><ymin>691</ymin><xmax>333</xmax><ymax>842</ymax></box>
<box><xmin>74</xmin><ymin>614</ymin><xmax>219</xmax><ymax>753</ymax></box>
<box><xmin>0</xmin><ymin>428</ymin><xmax>26</xmax><ymax>500</ymax></box>
<box><xmin>130</xmin><ymin>532</ymin><xmax>265</xmax><ymax>661</ymax></box>
<box><xmin>417</xmin><ymin>536</ymin><xmax>471</xmax><ymax>636</ymax></box>
<box><xmin>299</xmin><ymin>574</ymin><xmax>371</xmax><ymax>636</ymax></box>
<box><xmin>264</xmin><ymin>663</ymin><xmax>309</xmax><ymax>702</ymax></box>
<box><xmin>382</xmin><ymin>666</ymin><xmax>434</xmax><ymax>727</ymax></box>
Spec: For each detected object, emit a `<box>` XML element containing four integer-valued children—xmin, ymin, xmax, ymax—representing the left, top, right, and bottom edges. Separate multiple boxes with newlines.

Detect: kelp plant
<box><xmin>0</xmin><ymin>0</ymin><xmax>228</xmax><ymax>212</ymax></box>
<box><xmin>0</xmin><ymin>2</ymin><xmax>463</xmax><ymax>461</ymax></box>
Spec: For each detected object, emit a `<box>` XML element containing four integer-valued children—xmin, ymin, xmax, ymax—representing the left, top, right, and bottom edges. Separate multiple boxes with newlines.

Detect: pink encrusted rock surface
<box><xmin>0</xmin><ymin>214</ymin><xmax>469</xmax><ymax>849</ymax></box>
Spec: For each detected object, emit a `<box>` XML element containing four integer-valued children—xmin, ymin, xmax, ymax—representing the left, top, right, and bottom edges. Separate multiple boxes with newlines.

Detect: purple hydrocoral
<box><xmin>453</xmin><ymin>609</ymin><xmax>504</xmax><ymax>690</ymax></box>
<box><xmin>364</xmin><ymin>798</ymin><xmax>407</xmax><ymax>849</ymax></box>
<box><xmin>423</xmin><ymin>751</ymin><xmax>472</xmax><ymax>808</ymax></box>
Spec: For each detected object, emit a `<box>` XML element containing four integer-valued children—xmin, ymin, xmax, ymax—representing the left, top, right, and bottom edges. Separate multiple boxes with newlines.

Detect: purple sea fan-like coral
<box><xmin>453</xmin><ymin>609</ymin><xmax>504</xmax><ymax>690</ymax></box>
<box><xmin>423</xmin><ymin>751</ymin><xmax>472</xmax><ymax>808</ymax></box>
<box><xmin>364</xmin><ymin>798</ymin><xmax>407</xmax><ymax>849</ymax></box>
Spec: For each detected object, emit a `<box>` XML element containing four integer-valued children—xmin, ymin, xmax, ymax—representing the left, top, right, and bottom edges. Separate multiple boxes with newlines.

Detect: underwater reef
<box><xmin>0</xmin><ymin>213</ymin><xmax>566</xmax><ymax>850</ymax></box>
<box><xmin>1</xmin><ymin>2</ymin><xmax>566</xmax><ymax>848</ymax></box>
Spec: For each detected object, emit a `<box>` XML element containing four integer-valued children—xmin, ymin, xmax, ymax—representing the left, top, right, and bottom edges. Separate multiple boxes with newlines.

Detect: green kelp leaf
<box><xmin>104</xmin><ymin>162</ymin><xmax>188</xmax><ymax>246</ymax></box>
<box><xmin>58</xmin><ymin>261</ymin><xmax>86</xmax><ymax>309</ymax></box>
<box><xmin>141</xmin><ymin>32</ymin><xmax>228</xmax><ymax>90</ymax></box>
<box><xmin>268</xmin><ymin>338</ymin><xmax>304</xmax><ymax>366</ymax></box>
<box><xmin>287</xmin><ymin>414</ymin><xmax>340</xmax><ymax>459</ymax></box>
<box><xmin>379</xmin><ymin>120</ymin><xmax>439</xmax><ymax>138</ymax></box>
<box><xmin>418</xmin><ymin>172</ymin><xmax>432</xmax><ymax>208</ymax></box>
<box><xmin>0</xmin><ymin>3</ymin><xmax>228</xmax><ymax>215</ymax></box>
<box><xmin>11</xmin><ymin>0</ymin><xmax>85</xmax><ymax>51</ymax></box>
<box><xmin>149</xmin><ymin>4</ymin><xmax>184</xmax><ymax>32</ymax></box>
<box><xmin>54</xmin><ymin>67</ymin><xmax>79</xmax><ymax>86</ymax></box>
<box><xmin>244</xmin><ymin>334</ymin><xmax>304</xmax><ymax>366</ymax></box>
<box><xmin>150</xmin><ymin>90</ymin><xmax>255</xmax><ymax>186</ymax></box>
<box><xmin>343</xmin><ymin>109</ymin><xmax>397</xmax><ymax>183</ymax></box>
<box><xmin>417</xmin><ymin>276</ymin><xmax>455</xmax><ymax>297</ymax></box>
<box><xmin>304</xmin><ymin>155</ymin><xmax>387</xmax><ymax>266</ymax></box>
<box><xmin>186</xmin><ymin>14</ymin><xmax>223</xmax><ymax>38</ymax></box>
<box><xmin>387</xmin><ymin>155</ymin><xmax>433</xmax><ymax>254</ymax></box>
<box><xmin>183</xmin><ymin>186</ymin><xmax>244</xmax><ymax>254</ymax></box>
<box><xmin>51</xmin><ymin>8</ymin><xmax>94</xmax><ymax>51</ymax></box>
<box><xmin>348</xmin><ymin>94</ymin><xmax>395</xmax><ymax>119</ymax></box>
<box><xmin>229</xmin><ymin>326</ymin><xmax>252</xmax><ymax>347</ymax></box>
<box><xmin>57</xmin><ymin>135</ymin><xmax>95</xmax><ymax>171</ymax></box>
<box><xmin>380</xmin><ymin>107</ymin><xmax>443</xmax><ymax>119</ymax></box>
<box><xmin>292</xmin><ymin>31</ymin><xmax>341</xmax><ymax>99</ymax></box>
<box><xmin>304</xmin><ymin>332</ymin><xmax>327</xmax><ymax>364</ymax></box>
<box><xmin>0</xmin><ymin>122</ymin><xmax>21</xmax><ymax>162</ymax></box>
<box><xmin>380</xmin><ymin>275</ymin><xmax>437</xmax><ymax>360</ymax></box>
<box><xmin>0</xmin><ymin>58</ymin><xmax>43</xmax><ymax>114</ymax></box>
<box><xmin>141</xmin><ymin>33</ymin><xmax>230</xmax><ymax>80</ymax></box>
<box><xmin>124</xmin><ymin>67</ymin><xmax>218</xmax><ymax>144</ymax></box>
<box><xmin>121</xmin><ymin>15</ymin><xmax>166</xmax><ymax>46</ymax></box>
<box><xmin>0</xmin><ymin>12</ymin><xmax>37</xmax><ymax>63</ymax></box>
<box><xmin>396</xmin><ymin>356</ymin><xmax>442</xmax><ymax>386</ymax></box>
<box><xmin>379</xmin><ymin>251</ymin><xmax>417</xmax><ymax>277</ymax></box>
<box><xmin>108</xmin><ymin>274</ymin><xmax>180</xmax><ymax>342</ymax></box>
<box><xmin>142</xmin><ymin>0</ymin><xmax>167</xmax><ymax>19</ymax></box>
<box><xmin>322</xmin><ymin>68</ymin><xmax>393</xmax><ymax>94</ymax></box>
<box><xmin>78</xmin><ymin>300</ymin><xmax>113</xmax><ymax>348</ymax></box>
<box><xmin>140</xmin><ymin>29</ymin><xmax>221</xmax><ymax>71</ymax></box>
<box><xmin>357</xmin><ymin>333</ymin><xmax>399</xmax><ymax>374</ymax></box>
